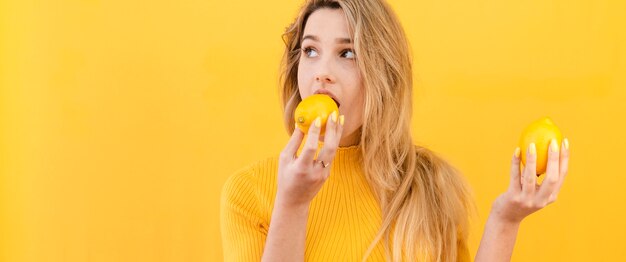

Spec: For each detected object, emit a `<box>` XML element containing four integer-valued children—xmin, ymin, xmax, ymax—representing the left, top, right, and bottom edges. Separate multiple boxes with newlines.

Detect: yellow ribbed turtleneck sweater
<box><xmin>220</xmin><ymin>145</ymin><xmax>470</xmax><ymax>261</ymax></box>
<box><xmin>220</xmin><ymin>145</ymin><xmax>388</xmax><ymax>261</ymax></box>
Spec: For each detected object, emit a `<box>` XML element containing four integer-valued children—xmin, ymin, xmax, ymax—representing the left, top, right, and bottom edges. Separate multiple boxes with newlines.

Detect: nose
<box><xmin>315</xmin><ymin>73</ymin><xmax>334</xmax><ymax>83</ymax></box>
<box><xmin>314</xmin><ymin>60</ymin><xmax>336</xmax><ymax>84</ymax></box>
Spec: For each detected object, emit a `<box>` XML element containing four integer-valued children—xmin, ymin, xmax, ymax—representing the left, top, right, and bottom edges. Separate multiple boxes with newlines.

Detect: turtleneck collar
<box><xmin>295</xmin><ymin>140</ymin><xmax>362</xmax><ymax>166</ymax></box>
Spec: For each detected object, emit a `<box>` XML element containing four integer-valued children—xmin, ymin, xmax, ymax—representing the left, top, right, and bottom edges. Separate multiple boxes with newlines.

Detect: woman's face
<box><xmin>298</xmin><ymin>8</ymin><xmax>364</xmax><ymax>147</ymax></box>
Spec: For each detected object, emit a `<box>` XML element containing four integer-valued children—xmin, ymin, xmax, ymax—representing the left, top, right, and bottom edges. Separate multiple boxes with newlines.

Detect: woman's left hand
<box><xmin>491</xmin><ymin>138</ymin><xmax>570</xmax><ymax>224</ymax></box>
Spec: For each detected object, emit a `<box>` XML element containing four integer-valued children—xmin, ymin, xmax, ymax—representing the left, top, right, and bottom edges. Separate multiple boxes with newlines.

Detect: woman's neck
<box><xmin>339</xmin><ymin>127</ymin><xmax>361</xmax><ymax>147</ymax></box>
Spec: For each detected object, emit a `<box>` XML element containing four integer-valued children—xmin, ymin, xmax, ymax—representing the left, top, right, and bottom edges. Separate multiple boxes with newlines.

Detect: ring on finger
<box><xmin>318</xmin><ymin>160</ymin><xmax>330</xmax><ymax>168</ymax></box>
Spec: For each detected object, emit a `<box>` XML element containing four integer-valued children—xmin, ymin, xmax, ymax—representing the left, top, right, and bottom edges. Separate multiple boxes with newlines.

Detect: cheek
<box><xmin>297</xmin><ymin>61</ymin><xmax>311</xmax><ymax>95</ymax></box>
<box><xmin>340</xmin><ymin>64</ymin><xmax>363</xmax><ymax>96</ymax></box>
<box><xmin>342</xmin><ymin>91</ymin><xmax>365</xmax><ymax>130</ymax></box>
<box><xmin>352</xmin><ymin>97</ymin><xmax>365</xmax><ymax>124</ymax></box>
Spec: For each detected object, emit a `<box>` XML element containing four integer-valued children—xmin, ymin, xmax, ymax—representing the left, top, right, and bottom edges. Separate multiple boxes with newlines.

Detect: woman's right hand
<box><xmin>275</xmin><ymin>111</ymin><xmax>344</xmax><ymax>209</ymax></box>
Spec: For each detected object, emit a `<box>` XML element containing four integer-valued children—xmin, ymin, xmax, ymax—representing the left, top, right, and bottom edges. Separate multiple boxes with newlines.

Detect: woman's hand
<box><xmin>475</xmin><ymin>139</ymin><xmax>570</xmax><ymax>261</ymax></box>
<box><xmin>263</xmin><ymin>113</ymin><xmax>344</xmax><ymax>262</ymax></box>
<box><xmin>491</xmin><ymin>139</ymin><xmax>570</xmax><ymax>224</ymax></box>
<box><xmin>275</xmin><ymin>112</ymin><xmax>344</xmax><ymax>209</ymax></box>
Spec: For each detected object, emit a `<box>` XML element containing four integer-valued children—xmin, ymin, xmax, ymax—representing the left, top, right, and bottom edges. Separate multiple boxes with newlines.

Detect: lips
<box><xmin>313</xmin><ymin>89</ymin><xmax>341</xmax><ymax>107</ymax></box>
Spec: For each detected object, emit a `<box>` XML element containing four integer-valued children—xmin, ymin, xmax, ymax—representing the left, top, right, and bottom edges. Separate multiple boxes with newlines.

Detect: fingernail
<box><xmin>331</xmin><ymin>111</ymin><xmax>338</xmax><ymax>123</ymax></box>
<box><xmin>514</xmin><ymin>147</ymin><xmax>520</xmax><ymax>158</ymax></box>
<box><xmin>314</xmin><ymin>117</ymin><xmax>321</xmax><ymax>128</ymax></box>
<box><xmin>564</xmin><ymin>138</ymin><xmax>569</xmax><ymax>150</ymax></box>
<box><xmin>339</xmin><ymin>115</ymin><xmax>345</xmax><ymax>125</ymax></box>
<box><xmin>550</xmin><ymin>139</ymin><xmax>558</xmax><ymax>152</ymax></box>
<box><xmin>529</xmin><ymin>143</ymin><xmax>536</xmax><ymax>155</ymax></box>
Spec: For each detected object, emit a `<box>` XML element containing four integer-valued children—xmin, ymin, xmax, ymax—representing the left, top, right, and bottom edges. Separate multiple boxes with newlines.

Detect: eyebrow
<box><xmin>302</xmin><ymin>35</ymin><xmax>352</xmax><ymax>44</ymax></box>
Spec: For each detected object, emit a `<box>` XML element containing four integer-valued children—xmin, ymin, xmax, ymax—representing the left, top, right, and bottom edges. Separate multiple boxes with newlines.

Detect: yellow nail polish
<box><xmin>514</xmin><ymin>147</ymin><xmax>520</xmax><ymax>158</ymax></box>
<box><xmin>564</xmin><ymin>138</ymin><xmax>569</xmax><ymax>150</ymax></box>
<box><xmin>550</xmin><ymin>139</ymin><xmax>558</xmax><ymax>152</ymax></box>
<box><xmin>529</xmin><ymin>143</ymin><xmax>536</xmax><ymax>155</ymax></box>
<box><xmin>339</xmin><ymin>115</ymin><xmax>344</xmax><ymax>125</ymax></box>
<box><xmin>314</xmin><ymin>117</ymin><xmax>321</xmax><ymax>128</ymax></box>
<box><xmin>331</xmin><ymin>111</ymin><xmax>338</xmax><ymax>123</ymax></box>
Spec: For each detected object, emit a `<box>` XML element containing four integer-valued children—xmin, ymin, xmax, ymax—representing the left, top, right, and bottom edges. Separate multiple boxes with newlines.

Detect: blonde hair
<box><xmin>279</xmin><ymin>0</ymin><xmax>476</xmax><ymax>261</ymax></box>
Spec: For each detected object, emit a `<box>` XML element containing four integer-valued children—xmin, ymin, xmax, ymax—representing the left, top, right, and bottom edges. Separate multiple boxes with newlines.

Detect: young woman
<box><xmin>221</xmin><ymin>0</ymin><xmax>571</xmax><ymax>261</ymax></box>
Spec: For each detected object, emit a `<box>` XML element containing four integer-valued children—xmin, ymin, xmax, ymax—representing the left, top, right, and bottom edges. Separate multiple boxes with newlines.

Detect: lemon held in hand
<box><xmin>294</xmin><ymin>94</ymin><xmax>339</xmax><ymax>136</ymax></box>
<box><xmin>519</xmin><ymin>117</ymin><xmax>563</xmax><ymax>175</ymax></box>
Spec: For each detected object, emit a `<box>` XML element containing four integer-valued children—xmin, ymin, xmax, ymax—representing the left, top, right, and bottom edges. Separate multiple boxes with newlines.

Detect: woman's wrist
<box><xmin>263</xmin><ymin>196</ymin><xmax>310</xmax><ymax>261</ymax></box>
<box><xmin>274</xmin><ymin>195</ymin><xmax>311</xmax><ymax>214</ymax></box>
<box><xmin>488</xmin><ymin>203</ymin><xmax>522</xmax><ymax>228</ymax></box>
<box><xmin>476</xmin><ymin>209</ymin><xmax>522</xmax><ymax>262</ymax></box>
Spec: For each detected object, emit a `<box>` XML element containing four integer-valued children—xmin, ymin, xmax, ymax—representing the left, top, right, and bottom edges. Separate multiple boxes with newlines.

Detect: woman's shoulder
<box><xmin>413</xmin><ymin>145</ymin><xmax>452</xmax><ymax>167</ymax></box>
<box><xmin>225</xmin><ymin>155</ymin><xmax>279</xmax><ymax>182</ymax></box>
<box><xmin>221</xmin><ymin>155</ymin><xmax>280</xmax><ymax>199</ymax></box>
<box><xmin>221</xmin><ymin>155</ymin><xmax>280</xmax><ymax>220</ymax></box>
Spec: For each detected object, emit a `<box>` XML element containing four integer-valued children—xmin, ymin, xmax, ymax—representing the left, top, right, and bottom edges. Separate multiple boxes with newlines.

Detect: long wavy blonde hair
<box><xmin>279</xmin><ymin>0</ymin><xmax>476</xmax><ymax>261</ymax></box>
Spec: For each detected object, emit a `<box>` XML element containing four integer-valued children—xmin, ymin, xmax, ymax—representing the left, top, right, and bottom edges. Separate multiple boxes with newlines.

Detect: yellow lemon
<box><xmin>294</xmin><ymin>94</ymin><xmax>338</xmax><ymax>136</ymax></box>
<box><xmin>519</xmin><ymin>117</ymin><xmax>563</xmax><ymax>175</ymax></box>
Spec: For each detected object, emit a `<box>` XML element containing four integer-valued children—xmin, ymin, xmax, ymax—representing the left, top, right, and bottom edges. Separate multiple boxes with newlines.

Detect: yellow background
<box><xmin>1</xmin><ymin>0</ymin><xmax>625</xmax><ymax>261</ymax></box>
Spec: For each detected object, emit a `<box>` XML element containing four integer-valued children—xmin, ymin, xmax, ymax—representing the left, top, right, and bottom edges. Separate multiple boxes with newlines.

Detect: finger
<box><xmin>522</xmin><ymin>143</ymin><xmax>538</xmax><ymax>197</ymax></box>
<box><xmin>555</xmin><ymin>138</ymin><xmax>570</xmax><ymax>193</ymax></box>
<box><xmin>537</xmin><ymin>139</ymin><xmax>560</xmax><ymax>201</ymax></box>
<box><xmin>298</xmin><ymin>117</ymin><xmax>322</xmax><ymax>165</ymax></box>
<box><xmin>318</xmin><ymin>111</ymin><xmax>339</xmax><ymax>156</ymax></box>
<box><xmin>336</xmin><ymin>114</ymin><xmax>345</xmax><ymax>145</ymax></box>
<box><xmin>281</xmin><ymin>123</ymin><xmax>305</xmax><ymax>159</ymax></box>
<box><xmin>508</xmin><ymin>147</ymin><xmax>522</xmax><ymax>193</ymax></box>
<box><xmin>317</xmin><ymin>113</ymin><xmax>344</xmax><ymax>174</ymax></box>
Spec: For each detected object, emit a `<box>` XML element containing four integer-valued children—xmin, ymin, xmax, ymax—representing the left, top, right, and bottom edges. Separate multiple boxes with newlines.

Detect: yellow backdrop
<box><xmin>1</xmin><ymin>0</ymin><xmax>625</xmax><ymax>261</ymax></box>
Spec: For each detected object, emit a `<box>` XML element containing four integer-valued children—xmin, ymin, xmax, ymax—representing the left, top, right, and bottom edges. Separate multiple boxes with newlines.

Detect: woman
<box><xmin>221</xmin><ymin>0</ymin><xmax>571</xmax><ymax>261</ymax></box>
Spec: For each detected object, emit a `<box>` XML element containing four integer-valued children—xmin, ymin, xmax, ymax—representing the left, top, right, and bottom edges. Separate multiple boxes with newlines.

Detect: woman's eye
<box><xmin>341</xmin><ymin>49</ymin><xmax>355</xmax><ymax>59</ymax></box>
<box><xmin>302</xmin><ymin>47</ymin><xmax>318</xmax><ymax>58</ymax></box>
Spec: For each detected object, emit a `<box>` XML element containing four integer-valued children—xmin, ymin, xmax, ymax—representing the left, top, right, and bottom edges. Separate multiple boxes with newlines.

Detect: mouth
<box><xmin>331</xmin><ymin>98</ymin><xmax>341</xmax><ymax>108</ymax></box>
<box><xmin>314</xmin><ymin>89</ymin><xmax>341</xmax><ymax>108</ymax></box>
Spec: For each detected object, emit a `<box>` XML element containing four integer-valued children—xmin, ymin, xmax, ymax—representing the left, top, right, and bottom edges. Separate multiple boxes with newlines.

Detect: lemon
<box><xmin>294</xmin><ymin>94</ymin><xmax>338</xmax><ymax>136</ymax></box>
<box><xmin>519</xmin><ymin>117</ymin><xmax>563</xmax><ymax>175</ymax></box>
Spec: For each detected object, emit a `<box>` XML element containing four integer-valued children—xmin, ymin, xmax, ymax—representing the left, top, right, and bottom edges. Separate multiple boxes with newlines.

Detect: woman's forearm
<box><xmin>261</xmin><ymin>200</ymin><xmax>310</xmax><ymax>262</ymax></box>
<box><xmin>475</xmin><ymin>209</ymin><xmax>521</xmax><ymax>262</ymax></box>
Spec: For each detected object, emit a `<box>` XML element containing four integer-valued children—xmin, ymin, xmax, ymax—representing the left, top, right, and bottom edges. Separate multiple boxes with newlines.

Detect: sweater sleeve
<box><xmin>220</xmin><ymin>166</ymin><xmax>268</xmax><ymax>262</ymax></box>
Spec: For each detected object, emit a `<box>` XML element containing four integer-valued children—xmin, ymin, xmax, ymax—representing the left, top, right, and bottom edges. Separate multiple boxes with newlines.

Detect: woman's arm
<box><xmin>262</xmin><ymin>113</ymin><xmax>344</xmax><ymax>261</ymax></box>
<box><xmin>475</xmin><ymin>208</ymin><xmax>521</xmax><ymax>261</ymax></box>
<box><xmin>261</xmin><ymin>201</ymin><xmax>310</xmax><ymax>262</ymax></box>
<box><xmin>476</xmin><ymin>139</ymin><xmax>570</xmax><ymax>261</ymax></box>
